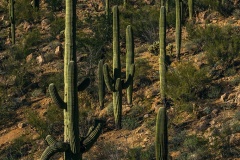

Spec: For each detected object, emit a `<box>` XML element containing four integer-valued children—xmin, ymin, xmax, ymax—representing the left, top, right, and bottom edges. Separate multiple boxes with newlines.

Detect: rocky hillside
<box><xmin>0</xmin><ymin>0</ymin><xmax>240</xmax><ymax>159</ymax></box>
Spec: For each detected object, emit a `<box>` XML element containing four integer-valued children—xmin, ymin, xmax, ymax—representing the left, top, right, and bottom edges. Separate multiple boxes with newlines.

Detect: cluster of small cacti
<box><xmin>101</xmin><ymin>5</ymin><xmax>135</xmax><ymax>129</ymax></box>
<box><xmin>148</xmin><ymin>41</ymin><xmax>160</xmax><ymax>55</ymax></box>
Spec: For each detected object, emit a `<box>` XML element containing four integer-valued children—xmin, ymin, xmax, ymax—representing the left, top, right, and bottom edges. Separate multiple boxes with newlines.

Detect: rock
<box><xmin>220</xmin><ymin>93</ymin><xmax>227</xmax><ymax>102</ymax></box>
<box><xmin>36</xmin><ymin>54</ymin><xmax>45</xmax><ymax>65</ymax></box>
<box><xmin>196</xmin><ymin>116</ymin><xmax>210</xmax><ymax>131</ymax></box>
<box><xmin>18</xmin><ymin>122</ymin><xmax>26</xmax><ymax>129</ymax></box>
<box><xmin>211</xmin><ymin>109</ymin><xmax>219</xmax><ymax>118</ymax></box>
<box><xmin>229</xmin><ymin>133</ymin><xmax>240</xmax><ymax>146</ymax></box>
<box><xmin>143</xmin><ymin>114</ymin><xmax>149</xmax><ymax>119</ymax></box>
<box><xmin>41</xmin><ymin>19</ymin><xmax>50</xmax><ymax>31</ymax></box>
<box><xmin>23</xmin><ymin>21</ymin><xmax>31</xmax><ymax>32</ymax></box>
<box><xmin>143</xmin><ymin>0</ymin><xmax>154</xmax><ymax>5</ymax></box>
<box><xmin>55</xmin><ymin>45</ymin><xmax>63</xmax><ymax>58</ymax></box>
<box><xmin>26</xmin><ymin>53</ymin><xmax>33</xmax><ymax>63</ymax></box>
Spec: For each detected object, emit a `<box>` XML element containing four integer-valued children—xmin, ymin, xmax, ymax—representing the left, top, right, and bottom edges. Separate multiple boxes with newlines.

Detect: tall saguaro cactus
<box><xmin>156</xmin><ymin>6</ymin><xmax>168</xmax><ymax>160</ymax></box>
<box><xmin>9</xmin><ymin>0</ymin><xmax>15</xmax><ymax>44</ymax></box>
<box><xmin>175</xmin><ymin>0</ymin><xmax>182</xmax><ymax>60</ymax></box>
<box><xmin>188</xmin><ymin>0</ymin><xmax>193</xmax><ymax>20</ymax></box>
<box><xmin>103</xmin><ymin>6</ymin><xmax>135</xmax><ymax>129</ymax></box>
<box><xmin>98</xmin><ymin>60</ymin><xmax>105</xmax><ymax>109</ymax></box>
<box><xmin>40</xmin><ymin>0</ymin><xmax>103</xmax><ymax>159</ymax></box>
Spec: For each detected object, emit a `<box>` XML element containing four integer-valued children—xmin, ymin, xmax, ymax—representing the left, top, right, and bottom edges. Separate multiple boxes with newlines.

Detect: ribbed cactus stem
<box><xmin>98</xmin><ymin>60</ymin><xmax>105</xmax><ymax>109</ymax></box>
<box><xmin>188</xmin><ymin>0</ymin><xmax>193</xmax><ymax>20</ymax></box>
<box><xmin>126</xmin><ymin>25</ymin><xmax>134</xmax><ymax>105</ymax></box>
<box><xmin>9</xmin><ymin>0</ymin><xmax>15</xmax><ymax>44</ymax></box>
<box><xmin>166</xmin><ymin>0</ymin><xmax>169</xmax><ymax>13</ymax></box>
<box><xmin>159</xmin><ymin>6</ymin><xmax>166</xmax><ymax>104</ymax></box>
<box><xmin>105</xmin><ymin>0</ymin><xmax>109</xmax><ymax>21</ymax></box>
<box><xmin>155</xmin><ymin>107</ymin><xmax>168</xmax><ymax>160</ymax></box>
<box><xmin>123</xmin><ymin>0</ymin><xmax>127</xmax><ymax>9</ymax></box>
<box><xmin>175</xmin><ymin>0</ymin><xmax>181</xmax><ymax>60</ymax></box>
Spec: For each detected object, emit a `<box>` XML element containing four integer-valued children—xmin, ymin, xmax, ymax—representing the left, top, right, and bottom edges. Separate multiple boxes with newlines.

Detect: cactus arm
<box><xmin>98</xmin><ymin>60</ymin><xmax>105</xmax><ymax>109</ymax></box>
<box><xmin>49</xmin><ymin>83</ymin><xmax>67</xmax><ymax>109</ymax></box>
<box><xmin>125</xmin><ymin>25</ymin><xmax>135</xmax><ymax>104</ymax></box>
<box><xmin>77</xmin><ymin>78</ymin><xmax>90</xmax><ymax>91</ymax></box>
<box><xmin>122</xmin><ymin>64</ymin><xmax>135</xmax><ymax>89</ymax></box>
<box><xmin>40</xmin><ymin>135</ymin><xmax>69</xmax><ymax>160</ymax></box>
<box><xmin>103</xmin><ymin>64</ymin><xmax>114</xmax><ymax>91</ymax></box>
<box><xmin>155</xmin><ymin>107</ymin><xmax>168</xmax><ymax>160</ymax></box>
<box><xmin>80</xmin><ymin>120</ymin><xmax>104</xmax><ymax>152</ymax></box>
<box><xmin>188</xmin><ymin>0</ymin><xmax>193</xmax><ymax>20</ymax></box>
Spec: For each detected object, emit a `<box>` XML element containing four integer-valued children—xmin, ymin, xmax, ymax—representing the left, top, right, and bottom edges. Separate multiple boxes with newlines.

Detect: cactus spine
<box><xmin>98</xmin><ymin>60</ymin><xmax>105</xmax><ymax>109</ymax></box>
<box><xmin>40</xmin><ymin>0</ymin><xmax>103</xmax><ymax>159</ymax></box>
<box><xmin>9</xmin><ymin>0</ymin><xmax>15</xmax><ymax>44</ymax></box>
<box><xmin>103</xmin><ymin>6</ymin><xmax>135</xmax><ymax>129</ymax></box>
<box><xmin>175</xmin><ymin>0</ymin><xmax>181</xmax><ymax>60</ymax></box>
<box><xmin>188</xmin><ymin>0</ymin><xmax>193</xmax><ymax>20</ymax></box>
<box><xmin>156</xmin><ymin>6</ymin><xmax>168</xmax><ymax>160</ymax></box>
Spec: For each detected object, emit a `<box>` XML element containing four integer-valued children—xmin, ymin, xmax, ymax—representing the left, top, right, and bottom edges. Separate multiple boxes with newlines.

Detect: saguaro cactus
<box><xmin>188</xmin><ymin>0</ymin><xmax>193</xmax><ymax>20</ymax></box>
<box><xmin>175</xmin><ymin>0</ymin><xmax>181</xmax><ymax>60</ymax></box>
<box><xmin>98</xmin><ymin>60</ymin><xmax>105</xmax><ymax>109</ymax></box>
<box><xmin>9</xmin><ymin>0</ymin><xmax>15</xmax><ymax>44</ymax></box>
<box><xmin>40</xmin><ymin>0</ymin><xmax>103</xmax><ymax>159</ymax></box>
<box><xmin>155</xmin><ymin>6</ymin><xmax>168</xmax><ymax>160</ymax></box>
<box><xmin>103</xmin><ymin>6</ymin><xmax>135</xmax><ymax>129</ymax></box>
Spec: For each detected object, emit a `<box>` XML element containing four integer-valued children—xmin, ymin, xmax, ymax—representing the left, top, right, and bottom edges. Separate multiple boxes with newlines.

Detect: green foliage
<box><xmin>187</xmin><ymin>25</ymin><xmax>240</xmax><ymax>68</ymax></box>
<box><xmin>126</xmin><ymin>145</ymin><xmax>155</xmax><ymax>160</ymax></box>
<box><xmin>234</xmin><ymin>111</ymin><xmax>240</xmax><ymax>121</ymax></box>
<box><xmin>0</xmin><ymin>136</ymin><xmax>32</xmax><ymax>159</ymax></box>
<box><xmin>166</xmin><ymin>62</ymin><xmax>209</xmax><ymax>103</ymax></box>
<box><xmin>15</xmin><ymin>0</ymin><xmax>41</xmax><ymax>24</ymax></box>
<box><xmin>134</xmin><ymin>59</ymin><xmax>152</xmax><ymax>87</ymax></box>
<box><xmin>50</xmin><ymin>17</ymin><xmax>65</xmax><ymax>38</ymax></box>
<box><xmin>45</xmin><ymin>0</ymin><xmax>64</xmax><ymax>11</ymax></box>
<box><xmin>122</xmin><ymin>105</ymin><xmax>144</xmax><ymax>130</ymax></box>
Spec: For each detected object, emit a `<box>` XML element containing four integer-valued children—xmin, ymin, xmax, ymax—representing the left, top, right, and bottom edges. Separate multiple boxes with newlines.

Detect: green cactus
<box><xmin>126</xmin><ymin>25</ymin><xmax>134</xmax><ymax>105</ymax></box>
<box><xmin>188</xmin><ymin>0</ymin><xmax>193</xmax><ymax>20</ymax></box>
<box><xmin>103</xmin><ymin>6</ymin><xmax>135</xmax><ymax>129</ymax></box>
<box><xmin>155</xmin><ymin>6</ymin><xmax>168</xmax><ymax>160</ymax></box>
<box><xmin>155</xmin><ymin>107</ymin><xmax>168</xmax><ymax>160</ymax></box>
<box><xmin>105</xmin><ymin>0</ymin><xmax>109</xmax><ymax>21</ymax></box>
<box><xmin>159</xmin><ymin>6</ymin><xmax>166</xmax><ymax>104</ymax></box>
<box><xmin>175</xmin><ymin>0</ymin><xmax>181</xmax><ymax>60</ymax></box>
<box><xmin>98</xmin><ymin>60</ymin><xmax>105</xmax><ymax>109</ymax></box>
<box><xmin>40</xmin><ymin>0</ymin><xmax>103</xmax><ymax>159</ymax></box>
<box><xmin>9</xmin><ymin>0</ymin><xmax>15</xmax><ymax>44</ymax></box>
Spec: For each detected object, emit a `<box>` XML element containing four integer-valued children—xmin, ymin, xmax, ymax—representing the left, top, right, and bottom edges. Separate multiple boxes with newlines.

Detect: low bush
<box><xmin>166</xmin><ymin>62</ymin><xmax>209</xmax><ymax>103</ymax></box>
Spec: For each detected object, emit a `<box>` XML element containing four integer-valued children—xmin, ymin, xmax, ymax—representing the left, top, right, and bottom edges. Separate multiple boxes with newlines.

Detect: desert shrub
<box><xmin>15</xmin><ymin>0</ymin><xmax>41</xmax><ymax>24</ymax></box>
<box><xmin>233</xmin><ymin>9</ymin><xmax>240</xmax><ymax>19</ymax></box>
<box><xmin>122</xmin><ymin>105</ymin><xmax>144</xmax><ymax>130</ymax></box>
<box><xmin>50</xmin><ymin>17</ymin><xmax>65</xmax><ymax>38</ymax></box>
<box><xmin>187</xmin><ymin>25</ymin><xmax>240</xmax><ymax>69</ymax></box>
<box><xmin>166</xmin><ymin>62</ymin><xmax>209</xmax><ymax>103</ymax></box>
<box><xmin>205</xmin><ymin>84</ymin><xmax>222</xmax><ymax>99</ymax></box>
<box><xmin>134</xmin><ymin>59</ymin><xmax>152</xmax><ymax>87</ymax></box>
<box><xmin>0</xmin><ymin>105</ymin><xmax>14</xmax><ymax>128</ymax></box>
<box><xmin>0</xmin><ymin>136</ymin><xmax>32</xmax><ymax>159</ymax></box>
<box><xmin>26</xmin><ymin>110</ymin><xmax>49</xmax><ymax>138</ymax></box>
<box><xmin>126</xmin><ymin>145</ymin><xmax>155</xmax><ymax>160</ymax></box>
<box><xmin>45</xmin><ymin>0</ymin><xmax>64</xmax><ymax>11</ymax></box>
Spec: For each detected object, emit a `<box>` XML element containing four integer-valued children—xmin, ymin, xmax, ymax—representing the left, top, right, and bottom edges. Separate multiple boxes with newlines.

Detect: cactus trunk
<box><xmin>98</xmin><ymin>60</ymin><xmax>105</xmax><ymax>109</ymax></box>
<box><xmin>175</xmin><ymin>0</ymin><xmax>181</xmax><ymax>60</ymax></box>
<box><xmin>9</xmin><ymin>0</ymin><xmax>15</xmax><ymax>44</ymax></box>
<box><xmin>159</xmin><ymin>6</ymin><xmax>166</xmax><ymax>104</ymax></box>
<box><xmin>188</xmin><ymin>0</ymin><xmax>193</xmax><ymax>20</ymax></box>
<box><xmin>155</xmin><ymin>107</ymin><xmax>168</xmax><ymax>160</ymax></box>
